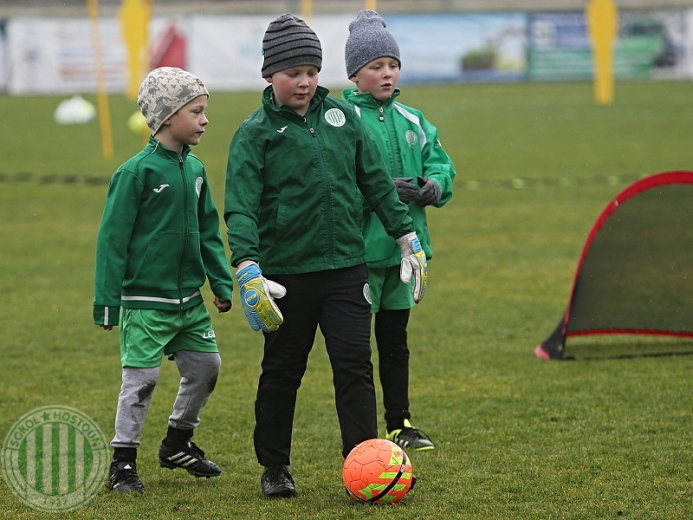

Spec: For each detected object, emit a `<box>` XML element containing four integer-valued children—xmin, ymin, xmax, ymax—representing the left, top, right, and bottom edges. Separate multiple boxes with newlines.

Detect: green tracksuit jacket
<box><xmin>93</xmin><ymin>137</ymin><xmax>233</xmax><ymax>326</ymax></box>
<box><xmin>342</xmin><ymin>88</ymin><xmax>456</xmax><ymax>268</ymax></box>
<box><xmin>224</xmin><ymin>85</ymin><xmax>414</xmax><ymax>275</ymax></box>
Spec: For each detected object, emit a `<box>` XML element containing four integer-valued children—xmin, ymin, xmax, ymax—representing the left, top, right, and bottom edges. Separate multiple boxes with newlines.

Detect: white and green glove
<box><xmin>396</xmin><ymin>232</ymin><xmax>428</xmax><ymax>303</ymax></box>
<box><xmin>236</xmin><ymin>263</ymin><xmax>287</xmax><ymax>332</ymax></box>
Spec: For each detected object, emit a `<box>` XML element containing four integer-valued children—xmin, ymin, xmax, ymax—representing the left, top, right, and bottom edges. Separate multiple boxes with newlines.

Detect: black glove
<box><xmin>393</xmin><ymin>177</ymin><xmax>419</xmax><ymax>204</ymax></box>
<box><xmin>415</xmin><ymin>176</ymin><xmax>441</xmax><ymax>207</ymax></box>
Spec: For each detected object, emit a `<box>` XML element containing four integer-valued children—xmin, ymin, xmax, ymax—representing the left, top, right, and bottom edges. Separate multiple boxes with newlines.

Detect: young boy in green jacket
<box><xmin>224</xmin><ymin>14</ymin><xmax>427</xmax><ymax>498</ymax></box>
<box><xmin>343</xmin><ymin>10</ymin><xmax>457</xmax><ymax>451</ymax></box>
<box><xmin>94</xmin><ymin>67</ymin><xmax>233</xmax><ymax>493</ymax></box>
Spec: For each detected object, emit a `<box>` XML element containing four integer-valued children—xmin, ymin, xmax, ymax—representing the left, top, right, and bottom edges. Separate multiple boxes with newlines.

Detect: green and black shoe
<box><xmin>386</xmin><ymin>419</ymin><xmax>435</xmax><ymax>451</ymax></box>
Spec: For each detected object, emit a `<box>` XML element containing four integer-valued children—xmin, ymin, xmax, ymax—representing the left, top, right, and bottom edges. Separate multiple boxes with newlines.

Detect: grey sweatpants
<box><xmin>111</xmin><ymin>350</ymin><xmax>221</xmax><ymax>449</ymax></box>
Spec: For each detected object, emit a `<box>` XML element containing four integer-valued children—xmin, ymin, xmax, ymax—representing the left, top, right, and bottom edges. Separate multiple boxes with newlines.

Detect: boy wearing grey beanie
<box><xmin>225</xmin><ymin>13</ymin><xmax>427</xmax><ymax>499</ymax></box>
<box><xmin>95</xmin><ymin>67</ymin><xmax>233</xmax><ymax>493</ymax></box>
<box><xmin>343</xmin><ymin>10</ymin><xmax>457</xmax><ymax>452</ymax></box>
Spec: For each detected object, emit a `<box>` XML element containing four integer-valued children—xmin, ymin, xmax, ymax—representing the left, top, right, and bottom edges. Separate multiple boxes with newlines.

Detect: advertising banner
<box><xmin>7</xmin><ymin>17</ymin><xmax>127</xmax><ymax>94</ymax></box>
<box><xmin>3</xmin><ymin>10</ymin><xmax>693</xmax><ymax>95</ymax></box>
<box><xmin>388</xmin><ymin>12</ymin><xmax>527</xmax><ymax>84</ymax></box>
<box><xmin>5</xmin><ymin>13</ymin><xmax>354</xmax><ymax>94</ymax></box>
<box><xmin>182</xmin><ymin>13</ymin><xmax>353</xmax><ymax>91</ymax></box>
<box><xmin>527</xmin><ymin>11</ymin><xmax>690</xmax><ymax>81</ymax></box>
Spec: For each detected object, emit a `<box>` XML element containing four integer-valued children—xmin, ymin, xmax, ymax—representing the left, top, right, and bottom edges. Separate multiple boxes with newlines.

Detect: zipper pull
<box><xmin>304</xmin><ymin>117</ymin><xmax>317</xmax><ymax>137</ymax></box>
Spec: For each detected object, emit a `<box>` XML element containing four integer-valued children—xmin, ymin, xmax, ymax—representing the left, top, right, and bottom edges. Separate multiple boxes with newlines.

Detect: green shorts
<box><xmin>368</xmin><ymin>266</ymin><xmax>415</xmax><ymax>314</ymax></box>
<box><xmin>119</xmin><ymin>303</ymin><xmax>219</xmax><ymax>368</ymax></box>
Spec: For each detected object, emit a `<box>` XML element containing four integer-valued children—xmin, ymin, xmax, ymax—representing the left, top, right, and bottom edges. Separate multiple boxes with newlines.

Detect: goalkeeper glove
<box><xmin>396</xmin><ymin>232</ymin><xmax>428</xmax><ymax>303</ymax></box>
<box><xmin>236</xmin><ymin>263</ymin><xmax>287</xmax><ymax>332</ymax></box>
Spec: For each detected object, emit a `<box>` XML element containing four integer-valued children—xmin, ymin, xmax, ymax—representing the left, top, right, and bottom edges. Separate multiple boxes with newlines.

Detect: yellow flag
<box><xmin>586</xmin><ymin>0</ymin><xmax>618</xmax><ymax>105</ymax></box>
<box><xmin>119</xmin><ymin>0</ymin><xmax>151</xmax><ymax>100</ymax></box>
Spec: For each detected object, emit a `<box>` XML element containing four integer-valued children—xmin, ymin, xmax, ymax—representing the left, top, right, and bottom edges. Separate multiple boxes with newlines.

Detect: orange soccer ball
<box><xmin>342</xmin><ymin>438</ymin><xmax>415</xmax><ymax>504</ymax></box>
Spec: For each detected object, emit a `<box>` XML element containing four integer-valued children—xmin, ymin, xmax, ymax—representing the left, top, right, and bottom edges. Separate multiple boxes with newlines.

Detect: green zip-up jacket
<box><xmin>224</xmin><ymin>85</ymin><xmax>414</xmax><ymax>275</ymax></box>
<box><xmin>342</xmin><ymin>88</ymin><xmax>456</xmax><ymax>268</ymax></box>
<box><xmin>94</xmin><ymin>137</ymin><xmax>233</xmax><ymax>326</ymax></box>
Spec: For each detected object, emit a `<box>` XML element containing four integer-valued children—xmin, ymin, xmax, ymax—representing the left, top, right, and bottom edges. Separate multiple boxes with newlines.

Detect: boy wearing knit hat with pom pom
<box><xmin>224</xmin><ymin>14</ymin><xmax>428</xmax><ymax>498</ymax></box>
<box><xmin>343</xmin><ymin>10</ymin><xmax>457</xmax><ymax>452</ymax></box>
<box><xmin>94</xmin><ymin>67</ymin><xmax>233</xmax><ymax>493</ymax></box>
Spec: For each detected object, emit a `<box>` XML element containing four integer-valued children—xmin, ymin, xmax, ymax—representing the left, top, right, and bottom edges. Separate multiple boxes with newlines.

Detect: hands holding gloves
<box><xmin>415</xmin><ymin>176</ymin><xmax>441</xmax><ymax>206</ymax></box>
<box><xmin>392</xmin><ymin>176</ymin><xmax>441</xmax><ymax>207</ymax></box>
<box><xmin>392</xmin><ymin>176</ymin><xmax>436</xmax><ymax>302</ymax></box>
<box><xmin>393</xmin><ymin>177</ymin><xmax>419</xmax><ymax>203</ymax></box>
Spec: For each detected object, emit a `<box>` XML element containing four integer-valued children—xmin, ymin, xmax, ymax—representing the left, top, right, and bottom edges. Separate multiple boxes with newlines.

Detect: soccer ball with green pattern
<box><xmin>342</xmin><ymin>438</ymin><xmax>415</xmax><ymax>504</ymax></box>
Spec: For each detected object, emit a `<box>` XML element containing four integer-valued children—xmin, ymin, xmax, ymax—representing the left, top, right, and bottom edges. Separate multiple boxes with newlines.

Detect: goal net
<box><xmin>535</xmin><ymin>171</ymin><xmax>693</xmax><ymax>359</ymax></box>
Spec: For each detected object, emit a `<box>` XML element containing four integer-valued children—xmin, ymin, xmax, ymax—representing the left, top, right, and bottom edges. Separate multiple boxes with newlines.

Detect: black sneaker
<box><xmin>108</xmin><ymin>461</ymin><xmax>145</xmax><ymax>493</ymax></box>
<box><xmin>158</xmin><ymin>440</ymin><xmax>221</xmax><ymax>478</ymax></box>
<box><xmin>261</xmin><ymin>464</ymin><xmax>296</xmax><ymax>498</ymax></box>
<box><xmin>386</xmin><ymin>419</ymin><xmax>435</xmax><ymax>451</ymax></box>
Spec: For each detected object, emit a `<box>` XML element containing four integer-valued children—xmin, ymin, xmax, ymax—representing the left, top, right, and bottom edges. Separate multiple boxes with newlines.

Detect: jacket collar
<box><xmin>262</xmin><ymin>84</ymin><xmax>330</xmax><ymax>118</ymax></box>
<box><xmin>342</xmin><ymin>87</ymin><xmax>400</xmax><ymax>110</ymax></box>
<box><xmin>146</xmin><ymin>135</ymin><xmax>191</xmax><ymax>160</ymax></box>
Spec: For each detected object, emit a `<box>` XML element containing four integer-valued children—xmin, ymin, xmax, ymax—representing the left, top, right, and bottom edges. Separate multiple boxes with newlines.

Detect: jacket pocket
<box><xmin>181</xmin><ymin>232</ymin><xmax>206</xmax><ymax>287</ymax></box>
<box><xmin>124</xmin><ymin>232</ymin><xmax>185</xmax><ymax>292</ymax></box>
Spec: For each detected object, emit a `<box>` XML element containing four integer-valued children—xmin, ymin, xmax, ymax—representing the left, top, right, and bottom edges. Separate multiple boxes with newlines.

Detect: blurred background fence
<box><xmin>2</xmin><ymin>0</ymin><xmax>693</xmax><ymax>95</ymax></box>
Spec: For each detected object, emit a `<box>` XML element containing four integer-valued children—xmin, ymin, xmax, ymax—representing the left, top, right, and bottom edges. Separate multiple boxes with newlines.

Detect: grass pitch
<box><xmin>2</xmin><ymin>81</ymin><xmax>693</xmax><ymax>518</ymax></box>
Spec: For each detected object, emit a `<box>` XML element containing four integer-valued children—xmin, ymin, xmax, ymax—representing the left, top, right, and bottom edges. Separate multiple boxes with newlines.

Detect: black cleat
<box><xmin>158</xmin><ymin>440</ymin><xmax>221</xmax><ymax>478</ymax></box>
<box><xmin>387</xmin><ymin>419</ymin><xmax>435</xmax><ymax>451</ymax></box>
<box><xmin>109</xmin><ymin>461</ymin><xmax>145</xmax><ymax>493</ymax></box>
<box><xmin>261</xmin><ymin>464</ymin><xmax>296</xmax><ymax>498</ymax></box>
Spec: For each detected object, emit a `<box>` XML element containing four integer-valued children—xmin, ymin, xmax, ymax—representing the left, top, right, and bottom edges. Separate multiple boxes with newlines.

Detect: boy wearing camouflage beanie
<box><xmin>343</xmin><ymin>10</ymin><xmax>457</xmax><ymax>452</ymax></box>
<box><xmin>95</xmin><ymin>67</ymin><xmax>233</xmax><ymax>493</ymax></box>
<box><xmin>224</xmin><ymin>14</ymin><xmax>427</xmax><ymax>498</ymax></box>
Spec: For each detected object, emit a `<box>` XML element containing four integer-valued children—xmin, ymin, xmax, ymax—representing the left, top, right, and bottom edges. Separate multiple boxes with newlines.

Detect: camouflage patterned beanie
<box><xmin>137</xmin><ymin>67</ymin><xmax>209</xmax><ymax>135</ymax></box>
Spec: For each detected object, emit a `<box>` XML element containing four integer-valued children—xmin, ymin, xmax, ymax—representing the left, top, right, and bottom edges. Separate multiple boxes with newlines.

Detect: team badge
<box><xmin>325</xmin><ymin>108</ymin><xmax>346</xmax><ymax>127</ymax></box>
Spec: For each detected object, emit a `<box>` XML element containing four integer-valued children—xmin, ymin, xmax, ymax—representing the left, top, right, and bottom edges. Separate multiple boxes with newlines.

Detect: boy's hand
<box><xmin>415</xmin><ymin>176</ymin><xmax>441</xmax><ymax>206</ymax></box>
<box><xmin>213</xmin><ymin>296</ymin><xmax>232</xmax><ymax>313</ymax></box>
<box><xmin>396</xmin><ymin>232</ymin><xmax>428</xmax><ymax>303</ymax></box>
<box><xmin>236</xmin><ymin>263</ymin><xmax>286</xmax><ymax>332</ymax></box>
<box><xmin>393</xmin><ymin>177</ymin><xmax>419</xmax><ymax>203</ymax></box>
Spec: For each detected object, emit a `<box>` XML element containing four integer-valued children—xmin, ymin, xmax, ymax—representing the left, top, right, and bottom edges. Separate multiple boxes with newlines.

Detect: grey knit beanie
<box><xmin>137</xmin><ymin>67</ymin><xmax>209</xmax><ymax>135</ymax></box>
<box><xmin>345</xmin><ymin>10</ymin><xmax>400</xmax><ymax>78</ymax></box>
<box><xmin>261</xmin><ymin>14</ymin><xmax>322</xmax><ymax>77</ymax></box>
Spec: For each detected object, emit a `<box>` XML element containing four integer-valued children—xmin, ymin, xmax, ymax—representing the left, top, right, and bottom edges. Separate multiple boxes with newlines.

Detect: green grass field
<box><xmin>2</xmin><ymin>81</ymin><xmax>693</xmax><ymax>518</ymax></box>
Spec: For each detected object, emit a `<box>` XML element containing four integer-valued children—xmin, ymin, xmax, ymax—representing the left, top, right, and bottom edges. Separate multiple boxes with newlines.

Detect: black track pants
<box><xmin>253</xmin><ymin>265</ymin><xmax>378</xmax><ymax>466</ymax></box>
<box><xmin>374</xmin><ymin>308</ymin><xmax>411</xmax><ymax>432</ymax></box>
